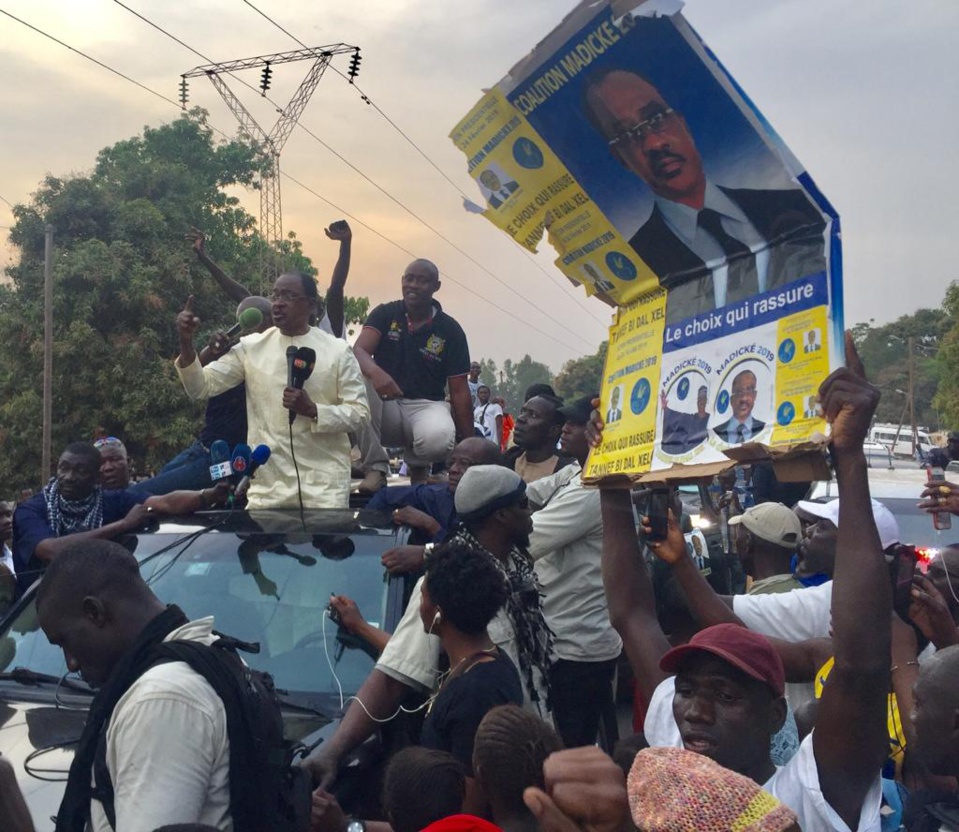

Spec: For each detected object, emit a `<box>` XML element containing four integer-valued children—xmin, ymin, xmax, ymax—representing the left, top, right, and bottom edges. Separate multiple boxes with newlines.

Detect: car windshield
<box><xmin>882</xmin><ymin>498</ymin><xmax>956</xmax><ymax>551</ymax></box>
<box><xmin>0</xmin><ymin>511</ymin><xmax>401</xmax><ymax>716</ymax></box>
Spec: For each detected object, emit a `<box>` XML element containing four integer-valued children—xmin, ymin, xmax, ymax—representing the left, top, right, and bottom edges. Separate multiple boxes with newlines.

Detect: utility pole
<box><xmin>908</xmin><ymin>336</ymin><xmax>919</xmax><ymax>457</ymax></box>
<box><xmin>42</xmin><ymin>224</ymin><xmax>53</xmax><ymax>484</ymax></box>
<box><xmin>181</xmin><ymin>45</ymin><xmax>360</xmax><ymax>288</ymax></box>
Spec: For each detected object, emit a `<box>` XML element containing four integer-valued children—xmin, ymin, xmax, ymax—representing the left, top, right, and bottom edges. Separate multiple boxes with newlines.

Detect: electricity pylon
<box><xmin>181</xmin><ymin>45</ymin><xmax>360</xmax><ymax>283</ymax></box>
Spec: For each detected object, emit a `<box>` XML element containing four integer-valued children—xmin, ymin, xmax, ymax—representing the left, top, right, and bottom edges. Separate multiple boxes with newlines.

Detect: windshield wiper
<box><xmin>0</xmin><ymin>668</ymin><xmax>93</xmax><ymax>694</ymax></box>
<box><xmin>273</xmin><ymin>692</ymin><xmax>333</xmax><ymax>720</ymax></box>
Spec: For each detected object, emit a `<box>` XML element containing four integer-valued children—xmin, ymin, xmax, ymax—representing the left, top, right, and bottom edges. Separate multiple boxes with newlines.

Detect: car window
<box><xmin>0</xmin><ymin>527</ymin><xmax>399</xmax><ymax>712</ymax></box>
<box><xmin>886</xmin><ymin>499</ymin><xmax>956</xmax><ymax>550</ymax></box>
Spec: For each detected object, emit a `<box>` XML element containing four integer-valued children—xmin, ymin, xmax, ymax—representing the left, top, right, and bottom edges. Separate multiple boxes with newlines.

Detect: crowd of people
<box><xmin>4</xmin><ymin>225</ymin><xmax>959</xmax><ymax>832</ymax></box>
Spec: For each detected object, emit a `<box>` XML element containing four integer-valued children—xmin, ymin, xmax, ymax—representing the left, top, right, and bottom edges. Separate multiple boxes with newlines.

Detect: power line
<box><xmin>0</xmin><ymin>7</ymin><xmax>592</xmax><ymax>355</ymax></box>
<box><xmin>235</xmin><ymin>0</ymin><xmax>610</xmax><ymax>330</ymax></box>
<box><xmin>0</xmin><ymin>8</ymin><xmax>181</xmax><ymax>109</ymax></box>
<box><xmin>109</xmin><ymin>0</ymin><xmax>599</xmax><ymax>349</ymax></box>
<box><xmin>0</xmin><ymin>193</ymin><xmax>14</xmax><ymax>209</ymax></box>
<box><xmin>280</xmin><ymin>171</ymin><xmax>595</xmax><ymax>353</ymax></box>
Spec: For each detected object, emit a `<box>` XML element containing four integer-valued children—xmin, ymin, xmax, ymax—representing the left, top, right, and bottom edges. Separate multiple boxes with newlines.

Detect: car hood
<box><xmin>0</xmin><ymin>687</ymin><xmax>336</xmax><ymax>831</ymax></box>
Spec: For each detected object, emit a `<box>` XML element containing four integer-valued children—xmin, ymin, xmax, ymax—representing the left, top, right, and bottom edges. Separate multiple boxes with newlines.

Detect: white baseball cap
<box><xmin>794</xmin><ymin>497</ymin><xmax>900</xmax><ymax>551</ymax></box>
<box><xmin>728</xmin><ymin>503</ymin><xmax>802</xmax><ymax>549</ymax></box>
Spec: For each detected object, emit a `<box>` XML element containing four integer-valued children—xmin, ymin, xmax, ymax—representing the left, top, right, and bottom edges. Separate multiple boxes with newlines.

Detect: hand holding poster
<box><xmin>451</xmin><ymin>0</ymin><xmax>841</xmax><ymax>482</ymax></box>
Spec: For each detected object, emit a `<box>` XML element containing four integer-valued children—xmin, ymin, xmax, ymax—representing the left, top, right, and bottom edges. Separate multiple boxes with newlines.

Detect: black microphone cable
<box><xmin>289</xmin><ymin>420</ymin><xmax>306</xmax><ymax>529</ymax></box>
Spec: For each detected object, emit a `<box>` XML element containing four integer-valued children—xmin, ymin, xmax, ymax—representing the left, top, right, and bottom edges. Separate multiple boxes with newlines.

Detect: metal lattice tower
<box><xmin>182</xmin><ymin>45</ymin><xmax>360</xmax><ymax>283</ymax></box>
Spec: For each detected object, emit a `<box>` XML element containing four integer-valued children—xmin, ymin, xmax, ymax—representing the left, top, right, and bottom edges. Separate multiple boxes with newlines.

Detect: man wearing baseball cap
<box><xmin>642</xmin><ymin>493</ymin><xmax>899</xmax><ymax>647</ymax></box>
<box><xmin>601</xmin><ymin>335</ymin><xmax>889</xmax><ymax>830</ymax></box>
<box><xmin>728</xmin><ymin>503</ymin><xmax>803</xmax><ymax>595</ymax></box>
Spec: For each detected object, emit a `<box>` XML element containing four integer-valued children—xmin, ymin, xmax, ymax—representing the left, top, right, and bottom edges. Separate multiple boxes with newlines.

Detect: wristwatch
<box><xmin>347</xmin><ymin>819</ymin><xmax>366</xmax><ymax>832</ymax></box>
<box><xmin>423</xmin><ymin>542</ymin><xmax>435</xmax><ymax>559</ymax></box>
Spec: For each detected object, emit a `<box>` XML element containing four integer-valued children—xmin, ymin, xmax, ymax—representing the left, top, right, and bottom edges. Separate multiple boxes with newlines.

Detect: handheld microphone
<box><xmin>229</xmin><ymin>444</ymin><xmax>252</xmax><ymax>482</ymax></box>
<box><xmin>286</xmin><ymin>346</ymin><xmax>297</xmax><ymax>389</ymax></box>
<box><xmin>288</xmin><ymin>347</ymin><xmax>317</xmax><ymax>424</ymax></box>
<box><xmin>208</xmin><ymin>439</ymin><xmax>233</xmax><ymax>482</ymax></box>
<box><xmin>235</xmin><ymin>444</ymin><xmax>271</xmax><ymax>498</ymax></box>
<box><xmin>223</xmin><ymin>307</ymin><xmax>263</xmax><ymax>340</ymax></box>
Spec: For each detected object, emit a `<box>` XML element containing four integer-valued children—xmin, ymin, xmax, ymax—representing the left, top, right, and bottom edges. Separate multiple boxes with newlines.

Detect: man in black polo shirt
<box><xmin>354</xmin><ymin>259</ymin><xmax>473</xmax><ymax>492</ymax></box>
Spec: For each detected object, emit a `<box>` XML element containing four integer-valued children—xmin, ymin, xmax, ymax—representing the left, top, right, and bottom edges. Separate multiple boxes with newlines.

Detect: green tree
<box><xmin>342</xmin><ymin>296</ymin><xmax>370</xmax><ymax>337</ymax></box>
<box><xmin>473</xmin><ymin>356</ymin><xmax>553</xmax><ymax>412</ymax></box>
<box><xmin>0</xmin><ymin>109</ymin><xmax>365</xmax><ymax>492</ymax></box>
<box><xmin>934</xmin><ymin>282</ymin><xmax>959</xmax><ymax>428</ymax></box>
<box><xmin>850</xmin><ymin>309</ymin><xmax>947</xmax><ymax>429</ymax></box>
<box><xmin>554</xmin><ymin>341</ymin><xmax>608</xmax><ymax>402</ymax></box>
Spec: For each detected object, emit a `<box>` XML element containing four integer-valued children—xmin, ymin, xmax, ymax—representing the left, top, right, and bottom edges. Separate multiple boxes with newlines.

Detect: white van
<box><xmin>869</xmin><ymin>423</ymin><xmax>935</xmax><ymax>458</ymax></box>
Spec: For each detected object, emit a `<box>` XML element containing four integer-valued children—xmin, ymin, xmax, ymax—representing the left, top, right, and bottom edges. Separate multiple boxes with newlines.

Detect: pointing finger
<box><xmin>844</xmin><ymin>330</ymin><xmax>867</xmax><ymax>380</ymax></box>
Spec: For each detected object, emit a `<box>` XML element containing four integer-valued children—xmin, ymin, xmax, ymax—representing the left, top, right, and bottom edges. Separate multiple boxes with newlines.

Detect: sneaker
<box><xmin>356</xmin><ymin>470</ymin><xmax>387</xmax><ymax>495</ymax></box>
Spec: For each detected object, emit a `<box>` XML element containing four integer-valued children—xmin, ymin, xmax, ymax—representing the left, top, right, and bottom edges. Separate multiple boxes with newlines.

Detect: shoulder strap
<box><xmin>154</xmin><ymin>640</ymin><xmax>259</xmax><ymax>832</ymax></box>
<box><xmin>92</xmin><ymin>732</ymin><xmax>117</xmax><ymax>830</ymax></box>
<box><xmin>89</xmin><ymin>651</ymin><xmax>184</xmax><ymax>831</ymax></box>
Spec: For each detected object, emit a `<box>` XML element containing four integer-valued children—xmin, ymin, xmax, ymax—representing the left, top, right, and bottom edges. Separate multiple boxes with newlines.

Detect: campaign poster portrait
<box><xmin>452</xmin><ymin>0</ymin><xmax>841</xmax><ymax>481</ymax></box>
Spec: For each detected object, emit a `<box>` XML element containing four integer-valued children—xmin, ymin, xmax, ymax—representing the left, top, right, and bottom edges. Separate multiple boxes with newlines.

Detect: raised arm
<box><xmin>187</xmin><ymin>228</ymin><xmax>250</xmax><ymax>304</ymax></box>
<box><xmin>646</xmin><ymin>522</ymin><xmax>741</xmax><ymax>628</ymax></box>
<box><xmin>323</xmin><ymin>221</ymin><xmax>351</xmax><ymax>338</ymax></box>
<box><xmin>813</xmin><ymin>333</ymin><xmax>889</xmax><ymax>829</ymax></box>
<box><xmin>600</xmin><ymin>489</ymin><xmax>671</xmax><ymax>703</ymax></box>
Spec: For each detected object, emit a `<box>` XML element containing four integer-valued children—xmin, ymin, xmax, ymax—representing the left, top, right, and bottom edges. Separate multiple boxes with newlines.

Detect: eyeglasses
<box><xmin>608</xmin><ymin>107</ymin><xmax>676</xmax><ymax>149</ymax></box>
<box><xmin>270</xmin><ymin>291</ymin><xmax>310</xmax><ymax>303</ymax></box>
<box><xmin>732</xmin><ymin>387</ymin><xmax>757</xmax><ymax>398</ymax></box>
<box><xmin>93</xmin><ymin>436</ymin><xmax>122</xmax><ymax>449</ymax></box>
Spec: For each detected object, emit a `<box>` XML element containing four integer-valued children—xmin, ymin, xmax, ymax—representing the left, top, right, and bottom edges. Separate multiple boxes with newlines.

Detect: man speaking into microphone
<box><xmin>174</xmin><ymin>271</ymin><xmax>369</xmax><ymax>509</ymax></box>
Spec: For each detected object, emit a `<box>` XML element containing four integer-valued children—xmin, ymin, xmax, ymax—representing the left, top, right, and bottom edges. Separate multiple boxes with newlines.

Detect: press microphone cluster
<box><xmin>207</xmin><ymin>440</ymin><xmax>272</xmax><ymax>500</ymax></box>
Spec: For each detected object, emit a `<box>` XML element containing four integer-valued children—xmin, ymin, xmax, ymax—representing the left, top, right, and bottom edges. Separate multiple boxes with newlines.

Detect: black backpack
<box><xmin>93</xmin><ymin>635</ymin><xmax>312</xmax><ymax>832</ymax></box>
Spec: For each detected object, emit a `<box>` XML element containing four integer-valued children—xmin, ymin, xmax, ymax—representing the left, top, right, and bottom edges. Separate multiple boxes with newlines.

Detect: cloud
<box><xmin>1</xmin><ymin>0</ymin><xmax>957</xmax><ymax>366</ymax></box>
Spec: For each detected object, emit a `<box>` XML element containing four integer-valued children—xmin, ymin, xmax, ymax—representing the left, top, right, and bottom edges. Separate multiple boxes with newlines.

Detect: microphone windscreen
<box><xmin>209</xmin><ymin>440</ymin><xmax>231</xmax><ymax>465</ymax></box>
<box><xmin>237</xmin><ymin>306</ymin><xmax>263</xmax><ymax>331</ymax></box>
<box><xmin>251</xmin><ymin>444</ymin><xmax>271</xmax><ymax>466</ymax></box>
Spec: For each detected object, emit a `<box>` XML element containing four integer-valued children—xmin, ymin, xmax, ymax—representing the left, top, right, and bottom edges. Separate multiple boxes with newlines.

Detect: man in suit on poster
<box><xmin>712</xmin><ymin>370</ymin><xmax>766</xmax><ymax>445</ymax></box>
<box><xmin>582</xmin><ymin>68</ymin><xmax>826</xmax><ymax>324</ymax></box>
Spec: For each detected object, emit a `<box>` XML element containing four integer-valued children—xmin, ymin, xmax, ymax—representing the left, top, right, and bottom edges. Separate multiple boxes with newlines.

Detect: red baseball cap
<box><xmin>660</xmin><ymin>623</ymin><xmax>785</xmax><ymax>697</ymax></box>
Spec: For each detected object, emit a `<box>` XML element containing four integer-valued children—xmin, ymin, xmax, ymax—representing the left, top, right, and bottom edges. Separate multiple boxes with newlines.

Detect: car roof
<box><xmin>807</xmin><ymin>467</ymin><xmax>928</xmax><ymax>501</ymax></box>
<box><xmin>145</xmin><ymin>507</ymin><xmax>396</xmax><ymax>538</ymax></box>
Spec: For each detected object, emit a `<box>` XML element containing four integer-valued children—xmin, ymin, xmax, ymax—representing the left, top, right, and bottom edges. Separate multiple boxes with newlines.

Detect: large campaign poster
<box><xmin>451</xmin><ymin>1</ymin><xmax>841</xmax><ymax>481</ymax></box>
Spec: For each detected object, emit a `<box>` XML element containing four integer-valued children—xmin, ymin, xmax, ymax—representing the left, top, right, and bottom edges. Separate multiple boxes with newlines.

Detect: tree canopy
<box><xmin>850</xmin><ymin>308</ymin><xmax>947</xmax><ymax>431</ymax></box>
<box><xmin>0</xmin><ymin>109</ymin><xmax>366</xmax><ymax>492</ymax></box>
<box><xmin>554</xmin><ymin>341</ymin><xmax>608</xmax><ymax>403</ymax></box>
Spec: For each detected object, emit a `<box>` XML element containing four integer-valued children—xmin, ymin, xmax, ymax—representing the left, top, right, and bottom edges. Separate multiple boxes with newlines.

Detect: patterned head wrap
<box><xmin>627</xmin><ymin>747</ymin><xmax>798</xmax><ymax>832</ymax></box>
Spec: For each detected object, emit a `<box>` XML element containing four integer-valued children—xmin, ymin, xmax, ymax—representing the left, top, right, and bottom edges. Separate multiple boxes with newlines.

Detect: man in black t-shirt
<box><xmin>354</xmin><ymin>259</ymin><xmax>473</xmax><ymax>493</ymax></box>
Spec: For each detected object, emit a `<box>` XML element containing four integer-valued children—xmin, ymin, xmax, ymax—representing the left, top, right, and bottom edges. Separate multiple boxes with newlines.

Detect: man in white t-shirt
<box><xmin>599</xmin><ymin>337</ymin><xmax>889</xmax><ymax>831</ymax></box>
<box><xmin>474</xmin><ymin>385</ymin><xmax>504</xmax><ymax>446</ymax></box>
<box><xmin>527</xmin><ymin>395</ymin><xmax>621</xmax><ymax>748</ymax></box>
<box><xmin>468</xmin><ymin>361</ymin><xmax>482</xmax><ymax>406</ymax></box>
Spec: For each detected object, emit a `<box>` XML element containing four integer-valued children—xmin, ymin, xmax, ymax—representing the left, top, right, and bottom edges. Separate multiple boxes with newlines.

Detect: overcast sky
<box><xmin>1</xmin><ymin>0</ymin><xmax>956</xmax><ymax>369</ymax></box>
